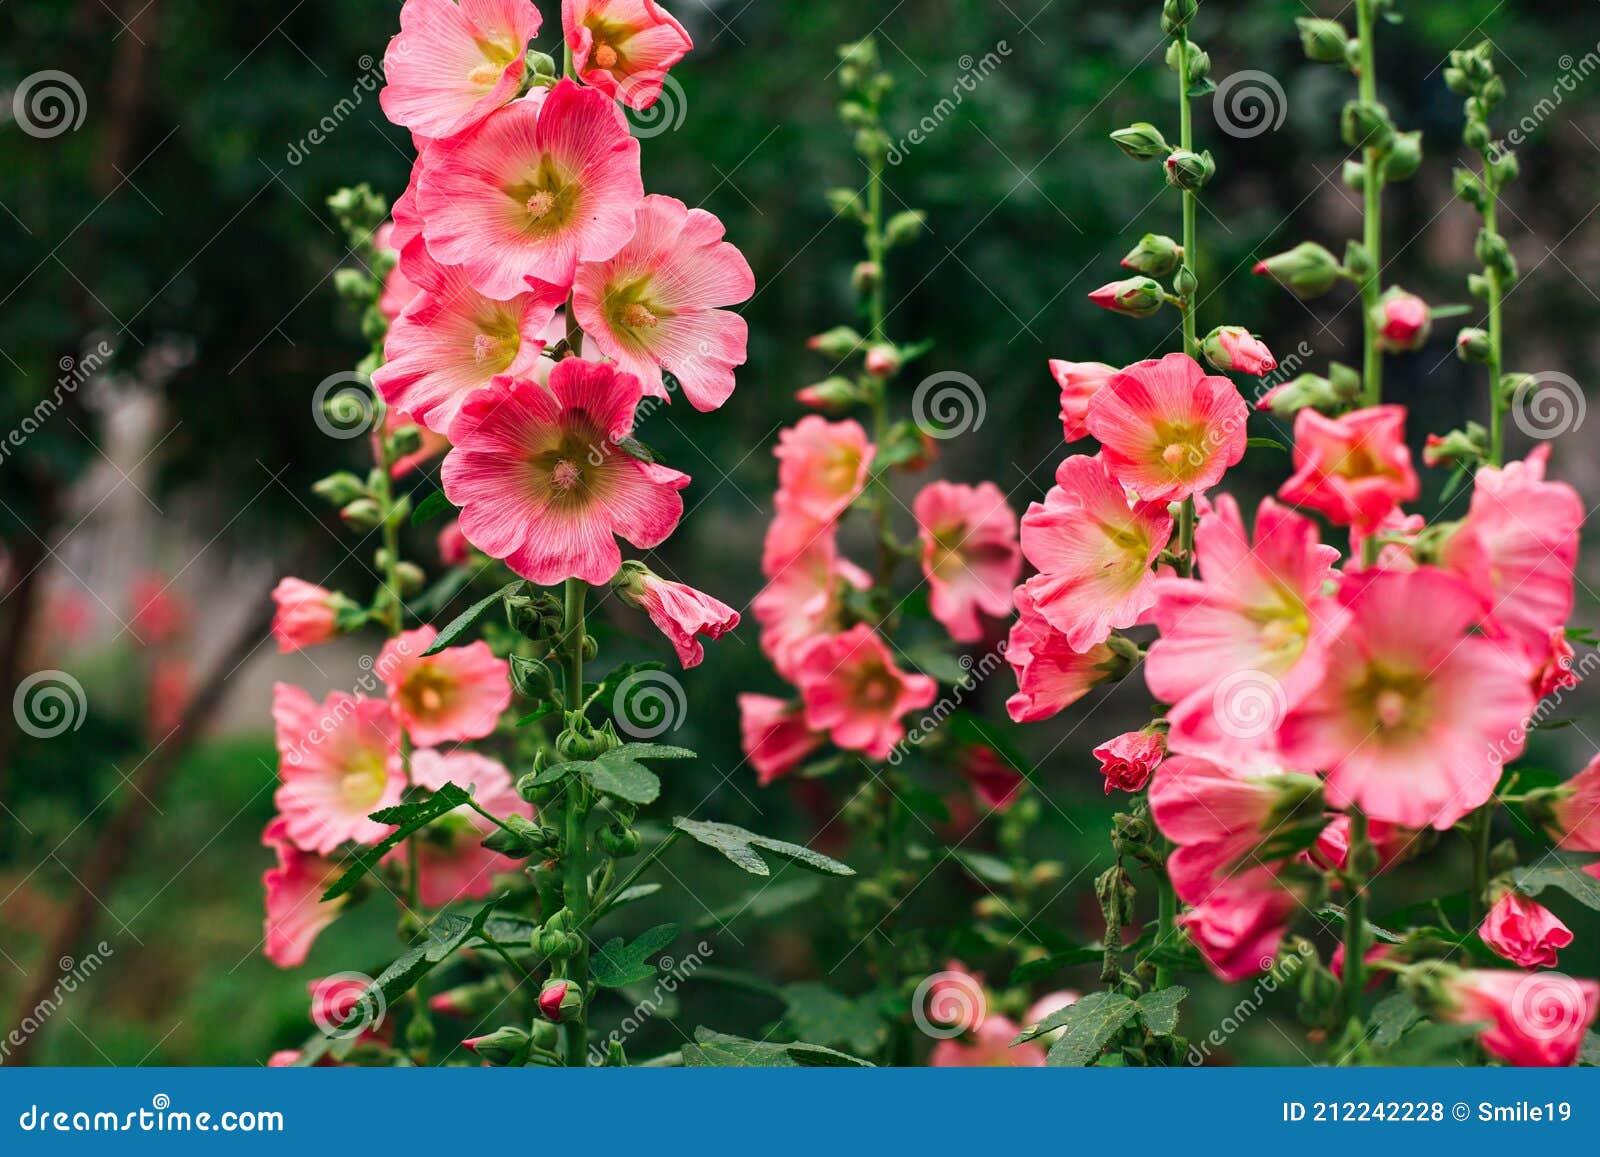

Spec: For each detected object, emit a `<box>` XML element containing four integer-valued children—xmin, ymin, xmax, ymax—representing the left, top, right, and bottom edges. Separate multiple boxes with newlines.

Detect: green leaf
<box><xmin>1384</xmin><ymin>1021</ymin><xmax>1480</xmax><ymax>1065</ymax></box>
<box><xmin>423</xmin><ymin>579</ymin><xmax>523</xmax><ymax>655</ymax></box>
<box><xmin>782</xmin><ymin>982</ymin><xmax>886</xmax><ymax>1056</ymax></box>
<box><xmin>1009</xmin><ymin>946</ymin><xmax>1103</xmax><ymax>986</ymax></box>
<box><xmin>607</xmin><ymin>883</ymin><xmax>663</xmax><ymax>912</ymax></box>
<box><xmin>1038</xmin><ymin>991</ymin><xmax>1138</xmax><ymax>1065</ymax></box>
<box><xmin>322</xmin><ymin>784</ymin><xmax>472</xmax><ymax>900</ymax></box>
<box><xmin>515</xmin><ymin>702</ymin><xmax>561</xmax><ymax>728</ymax></box>
<box><xmin>1369</xmin><ymin>993</ymin><xmax>1420</xmax><ymax>1049</ymax></box>
<box><xmin>673</xmin><ymin>817</ymin><xmax>856</xmax><ymax>878</ymax></box>
<box><xmin>609</xmin><ymin>743</ymin><xmax>696</xmax><ymax>761</ymax></box>
<box><xmin>584</xmin><ymin>754</ymin><xmax>661</xmax><ymax>805</ymax></box>
<box><xmin>1439</xmin><ymin>463</ymin><xmax>1471</xmax><ymax>504</ymax></box>
<box><xmin>1582</xmin><ymin>1031</ymin><xmax>1600</xmax><ymax>1067</ymax></box>
<box><xmin>903</xmin><ymin>646</ymin><xmax>973</xmax><ymax>685</ymax></box>
<box><xmin>681</xmin><ymin>1028</ymin><xmax>873</xmax><ymax>1068</ymax></box>
<box><xmin>1512</xmin><ymin>864</ymin><xmax>1600</xmax><ymax>911</ymax></box>
<box><xmin>949</xmin><ymin>849</ymin><xmax>1015</xmax><ymax>886</ymax></box>
<box><xmin>1245</xmin><ymin>435</ymin><xmax>1288</xmax><ymax>452</ymax></box>
<box><xmin>591</xmin><ymin>923</ymin><xmax>679</xmax><ymax>988</ymax></box>
<box><xmin>695</xmin><ymin>876</ymin><xmax>824</xmax><ymax>929</ymax></box>
<box><xmin>1136</xmin><ymin>986</ymin><xmax>1188</xmax><ymax>1036</ymax></box>
<box><xmin>409</xmin><ymin>489</ymin><xmax>453</xmax><ymax>527</ymax></box>
<box><xmin>1137</xmin><ymin>938</ymin><xmax>1206</xmax><ymax>973</ymax></box>
<box><xmin>1187</xmin><ymin>77</ymin><xmax>1218</xmax><ymax>97</ymax></box>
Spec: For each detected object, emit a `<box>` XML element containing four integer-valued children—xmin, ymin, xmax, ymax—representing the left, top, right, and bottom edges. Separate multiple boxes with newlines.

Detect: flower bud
<box><xmin>1087</xmin><ymin>277</ymin><xmax>1166</xmax><ymax>318</ymax></box>
<box><xmin>825</xmin><ymin>187</ymin><xmax>862</xmax><ymax>218</ymax></box>
<box><xmin>1490</xmin><ymin>148</ymin><xmax>1519</xmax><ymax>186</ymax></box>
<box><xmin>539</xmin><ymin>978</ymin><xmax>584</xmax><ymax>1023</ymax></box>
<box><xmin>795</xmin><ymin>376</ymin><xmax>860</xmax><ymax>412</ymax></box>
<box><xmin>1255</xmin><ymin>374</ymin><xmax>1342</xmax><ymax>419</ymax></box>
<box><xmin>312</xmin><ymin>471</ymin><xmax>367</xmax><ymax>506</ymax></box>
<box><xmin>1160</xmin><ymin>0</ymin><xmax>1197</xmax><ymax>33</ymax></box>
<box><xmin>1342</xmin><ymin>160</ymin><xmax>1366</xmax><ymax>192</ymax></box>
<box><xmin>386</xmin><ymin>423</ymin><xmax>423</xmax><ymax>460</ymax></box>
<box><xmin>851</xmin><ymin>261</ymin><xmax>881</xmax><ymax>293</ymax></box>
<box><xmin>1201</xmin><ymin>325</ymin><xmax>1278</xmax><ymax>376</ymax></box>
<box><xmin>1295</xmin><ymin>17</ymin><xmax>1349</xmax><ymax>63</ymax></box>
<box><xmin>509</xmin><ymin>654</ymin><xmax>555</xmax><ymax>699</ymax></box>
<box><xmin>1109</xmin><ymin>122</ymin><xmax>1170</xmax><ymax>161</ymax></box>
<box><xmin>599</xmin><ymin>822</ymin><xmax>642</xmax><ymax>857</ymax></box>
<box><xmin>1455</xmin><ymin>327</ymin><xmax>1492</xmax><ymax>364</ymax></box>
<box><xmin>1371</xmin><ymin>289</ymin><xmax>1432</xmax><ymax>353</ymax></box>
<box><xmin>482</xmin><ymin>814</ymin><xmax>557</xmax><ymax>858</ymax></box>
<box><xmin>1444</xmin><ymin>67</ymin><xmax>1472</xmax><ymax>97</ymax></box>
<box><xmin>339</xmin><ymin>498</ymin><xmax>383</xmax><ymax>532</ymax></box>
<box><xmin>1452</xmin><ymin>166</ymin><xmax>1487</xmax><ymax>210</ymax></box>
<box><xmin>1381</xmin><ymin>131</ymin><xmax>1422</xmax><ymax>183</ymax></box>
<box><xmin>1253</xmin><ymin>241</ymin><xmax>1345</xmax><ymax>299</ymax></box>
<box><xmin>1163</xmin><ymin>148</ymin><xmax>1215</xmax><ymax>191</ymax></box>
<box><xmin>806</xmin><ymin>326</ymin><xmax>864</xmax><ymax>358</ymax></box>
<box><xmin>1422</xmin><ymin>424</ymin><xmax>1487</xmax><ymax>468</ymax></box>
<box><xmin>1340</xmin><ymin>100</ymin><xmax>1395</xmax><ymax>151</ymax></box>
<box><xmin>429</xmin><ymin>978</ymin><xmax>505</xmax><ymax>1018</ymax></box>
<box><xmin>1165</xmin><ymin>39</ymin><xmax>1209</xmax><ymax>80</ymax></box>
<box><xmin>1120</xmin><ymin>233</ymin><xmax>1183</xmax><ymax>276</ymax></box>
<box><xmin>394</xmin><ymin>561</ymin><xmax>425</xmax><ymax>595</ymax></box>
<box><xmin>883</xmin><ymin>209</ymin><xmax>926</xmax><ymax>248</ymax></box>
<box><xmin>864</xmin><ymin>344</ymin><xmax>901</xmax><ymax>377</ymax></box>
<box><xmin>463</xmin><ymin>1026</ymin><xmax>530</xmax><ymax>1066</ymax></box>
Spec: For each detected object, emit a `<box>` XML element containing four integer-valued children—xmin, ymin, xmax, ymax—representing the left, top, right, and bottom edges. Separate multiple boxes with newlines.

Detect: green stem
<box><xmin>1176</xmin><ymin>32</ymin><xmax>1199</xmax><ymax>359</ymax></box>
<box><xmin>1469</xmin><ymin>805</ymin><xmax>1493</xmax><ymax>928</ymax></box>
<box><xmin>558</xmin><ymin>577</ymin><xmax>590</xmax><ymax>1067</ymax></box>
<box><xmin>1341</xmin><ymin>808</ymin><xmax>1370</xmax><ymax>1026</ymax></box>
<box><xmin>1154</xmin><ymin>849</ymin><xmax>1176</xmax><ymax>990</ymax></box>
<box><xmin>1483</xmin><ymin>196</ymin><xmax>1505</xmax><ymax>466</ymax></box>
<box><xmin>1356</xmin><ymin>0</ymin><xmax>1384</xmax><ymax>406</ymax></box>
<box><xmin>590</xmin><ymin>829</ymin><xmax>682</xmax><ymax>924</ymax></box>
<box><xmin>561</xmin><ymin>578</ymin><xmax>586</xmax><ymax>711</ymax></box>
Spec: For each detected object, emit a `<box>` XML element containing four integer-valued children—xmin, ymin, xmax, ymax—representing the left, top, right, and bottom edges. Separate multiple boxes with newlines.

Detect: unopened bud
<box><xmin>1163</xmin><ymin>148</ymin><xmax>1215</xmax><ymax>191</ymax></box>
<box><xmin>1371</xmin><ymin>288</ymin><xmax>1432</xmax><ymax>353</ymax></box>
<box><xmin>864</xmin><ymin>344</ymin><xmax>901</xmax><ymax>377</ymax></box>
<box><xmin>1087</xmin><ymin>277</ymin><xmax>1166</xmax><ymax>318</ymax></box>
<box><xmin>1295</xmin><ymin>17</ymin><xmax>1349</xmax><ymax>63</ymax></box>
<box><xmin>806</xmin><ymin>326</ymin><xmax>864</xmax><ymax>358</ymax></box>
<box><xmin>1455</xmin><ymin>327</ymin><xmax>1492</xmax><ymax>364</ymax></box>
<box><xmin>1423</xmin><ymin>424</ymin><xmax>1487</xmax><ymax>468</ymax></box>
<box><xmin>883</xmin><ymin>209</ymin><xmax>926</xmax><ymax>248</ymax></box>
<box><xmin>851</xmin><ymin>261</ymin><xmax>881</xmax><ymax>293</ymax></box>
<box><xmin>1121</xmin><ymin>233</ymin><xmax>1183</xmax><ymax>277</ymax></box>
<box><xmin>463</xmin><ymin>1025</ymin><xmax>530</xmax><ymax>1067</ymax></box>
<box><xmin>796</xmin><ymin>376</ymin><xmax>860</xmax><ymax>411</ymax></box>
<box><xmin>1109</xmin><ymin>122</ymin><xmax>1170</xmax><ymax>161</ymax></box>
<box><xmin>1340</xmin><ymin>101</ymin><xmax>1395</xmax><ymax>151</ymax></box>
<box><xmin>1253</xmin><ymin>241</ymin><xmax>1345</xmax><ymax>299</ymax></box>
<box><xmin>1381</xmin><ymin>131</ymin><xmax>1422</xmax><ymax>183</ymax></box>
<box><xmin>312</xmin><ymin>471</ymin><xmax>367</xmax><ymax>506</ymax></box>
<box><xmin>340</xmin><ymin>498</ymin><xmax>383</xmax><ymax>532</ymax></box>
<box><xmin>1201</xmin><ymin>325</ymin><xmax>1278</xmax><ymax>376</ymax></box>
<box><xmin>539</xmin><ymin>978</ymin><xmax>584</xmax><ymax>1023</ymax></box>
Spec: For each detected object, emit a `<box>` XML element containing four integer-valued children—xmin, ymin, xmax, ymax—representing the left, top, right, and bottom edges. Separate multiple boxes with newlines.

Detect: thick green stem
<box><xmin>1356</xmin><ymin>0</ymin><xmax>1383</xmax><ymax>406</ymax></box>
<box><xmin>1176</xmin><ymin>32</ymin><xmax>1199</xmax><ymax>359</ymax></box>
<box><xmin>559</xmin><ymin>577</ymin><xmax>590</xmax><ymax>1066</ymax></box>
<box><xmin>1469</xmin><ymin>805</ymin><xmax>1493</xmax><ymax>928</ymax></box>
<box><xmin>1483</xmin><ymin>198</ymin><xmax>1505</xmax><ymax>466</ymax></box>
<box><xmin>1341</xmin><ymin>808</ymin><xmax>1370</xmax><ymax>1026</ymax></box>
<box><xmin>1154</xmin><ymin>853</ymin><xmax>1176</xmax><ymax>990</ymax></box>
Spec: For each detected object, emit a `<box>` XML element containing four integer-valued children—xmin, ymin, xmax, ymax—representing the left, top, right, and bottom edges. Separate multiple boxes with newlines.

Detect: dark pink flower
<box><xmin>271</xmin><ymin>577</ymin><xmax>341</xmax><ymax>653</ymax></box>
<box><xmin>616</xmin><ymin>564</ymin><xmax>740</xmax><ymax>668</ymax></box>
<box><xmin>738</xmin><ymin>694</ymin><xmax>823</xmax><ymax>786</ymax></box>
<box><xmin>1004</xmin><ymin>587</ymin><xmax>1118</xmax><ymax>723</ymax></box>
<box><xmin>1481</xmin><ymin>891</ymin><xmax>1574</xmax><ymax>969</ymax></box>
<box><xmin>1093</xmin><ymin>730</ymin><xmax>1166</xmax><ymax>794</ymax></box>
<box><xmin>794</xmin><ymin>624</ymin><xmax>938</xmax><ymax>760</ymax></box>
<box><xmin>1440</xmin><ymin>969</ymin><xmax>1599</xmax><ymax>1066</ymax></box>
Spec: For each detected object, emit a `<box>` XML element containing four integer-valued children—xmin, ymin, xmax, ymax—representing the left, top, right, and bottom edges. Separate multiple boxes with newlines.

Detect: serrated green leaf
<box><xmin>680</xmin><ymin>1028</ymin><xmax>873</xmax><ymax>1067</ymax></box>
<box><xmin>1581</xmin><ymin>1031</ymin><xmax>1600</xmax><ymax>1067</ymax></box>
<box><xmin>782</xmin><ymin>982</ymin><xmax>886</xmax><ymax>1056</ymax></box>
<box><xmin>409</xmin><ymin>489</ymin><xmax>453</xmax><ymax>527</ymax></box>
<box><xmin>322</xmin><ymin>784</ymin><xmax>472</xmax><ymax>900</ymax></box>
<box><xmin>609</xmin><ymin>742</ymin><xmax>696</xmax><ymax>761</ymax></box>
<box><xmin>673</xmin><ymin>817</ymin><xmax>855</xmax><ymax>877</ymax></box>
<box><xmin>423</xmin><ymin>579</ymin><xmax>523</xmax><ymax>655</ymax></box>
<box><xmin>1038</xmin><ymin>991</ymin><xmax>1138</xmax><ymax>1065</ymax></box>
<box><xmin>585</xmin><ymin>754</ymin><xmax>661</xmax><ymax>805</ymax></box>
<box><xmin>1136</xmin><ymin>986</ymin><xmax>1188</xmax><ymax>1036</ymax></box>
<box><xmin>1512</xmin><ymin>864</ymin><xmax>1600</xmax><ymax>911</ymax></box>
<box><xmin>592</xmin><ymin>923</ymin><xmax>679</xmax><ymax>988</ymax></box>
<box><xmin>1369</xmin><ymin>992</ymin><xmax>1421</xmax><ymax>1049</ymax></box>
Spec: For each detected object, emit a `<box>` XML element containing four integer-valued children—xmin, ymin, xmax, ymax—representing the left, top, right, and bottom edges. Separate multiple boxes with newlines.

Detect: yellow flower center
<box><xmin>339</xmin><ymin>751</ymin><xmax>389</xmax><ymax>810</ymax></box>
<box><xmin>594</xmin><ymin>42</ymin><xmax>620</xmax><ymax>70</ymax></box>
<box><xmin>401</xmin><ymin>666</ymin><xmax>455</xmax><ymax>721</ymax></box>
<box><xmin>525</xmin><ymin>189</ymin><xmax>557</xmax><ymax>219</ymax></box>
<box><xmin>622</xmin><ymin>302</ymin><xmax>660</xmax><ymax>330</ymax></box>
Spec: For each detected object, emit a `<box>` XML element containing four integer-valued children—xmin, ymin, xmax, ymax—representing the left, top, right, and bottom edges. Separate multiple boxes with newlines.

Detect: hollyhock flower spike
<box><xmin>563</xmin><ymin>0</ymin><xmax>693</xmax><ymax>111</ymax></box>
<box><xmin>388</xmin><ymin>749</ymin><xmax>534</xmax><ymax>908</ymax></box>
<box><xmin>794</xmin><ymin>623</ymin><xmax>937</xmax><ymax>760</ymax></box>
<box><xmin>1004</xmin><ymin>587</ymin><xmax>1120</xmax><ymax>724</ymax></box>
<box><xmin>1083</xmin><ymin>352</ymin><xmax>1249</xmax><ymax>502</ymax></box>
<box><xmin>273</xmin><ymin>684</ymin><xmax>405</xmax><ymax>854</ymax></box>
<box><xmin>441</xmin><ymin>360</ymin><xmax>689</xmax><ymax>586</ymax></box>
<box><xmin>380</xmin><ymin>626</ymin><xmax>512</xmax><ymax>747</ymax></box>
<box><xmin>1019</xmin><ymin>454</ymin><xmax>1174</xmax><ymax>650</ymax></box>
<box><xmin>1278</xmin><ymin>567</ymin><xmax>1534</xmax><ymax>830</ymax></box>
<box><xmin>773</xmin><ymin>416</ymin><xmax>875</xmax><ymax>524</ymax></box>
<box><xmin>1278</xmin><ymin>404</ymin><xmax>1419</xmax><ymax>531</ymax></box>
<box><xmin>380</xmin><ymin>0</ymin><xmax>543</xmax><ymax>140</ymax></box>
<box><xmin>262</xmin><ymin>817</ymin><xmax>350</xmax><ymax>968</ymax></box>
<box><xmin>417</xmin><ymin>80</ymin><xmax>644</xmax><ymax>297</ymax></box>
<box><xmin>913</xmin><ymin>480</ymin><xmax>1021</xmax><ymax>643</ymax></box>
<box><xmin>570</xmin><ymin>194</ymin><xmax>754</xmax><ymax>412</ymax></box>
<box><xmin>613</xmin><ymin>561</ymin><xmax>740</xmax><ymax>668</ymax></box>
<box><xmin>1048</xmin><ymin>359</ymin><xmax>1116</xmax><ymax>442</ymax></box>
<box><xmin>1438</xmin><ymin>969</ymin><xmax>1599</xmax><ymax>1067</ymax></box>
<box><xmin>738</xmin><ymin>695</ymin><xmax>823</xmax><ymax>786</ymax></box>
<box><xmin>1093</xmin><ymin>729</ymin><xmax>1165</xmax><ymax>794</ymax></box>
<box><xmin>1480</xmin><ymin>891</ymin><xmax>1573</xmax><ymax>969</ymax></box>
<box><xmin>271</xmin><ymin>577</ymin><xmax>345</xmax><ymax>653</ymax></box>
<box><xmin>1145</xmin><ymin>495</ymin><xmax>1348</xmax><ymax>762</ymax></box>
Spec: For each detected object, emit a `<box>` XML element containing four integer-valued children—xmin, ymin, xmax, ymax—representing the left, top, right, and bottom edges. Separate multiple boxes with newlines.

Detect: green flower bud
<box><xmin>1340</xmin><ymin>100</ymin><xmax>1395</xmax><ymax>152</ymax></box>
<box><xmin>1109</xmin><ymin>122</ymin><xmax>1170</xmax><ymax>161</ymax></box>
<box><xmin>463</xmin><ymin>1025</ymin><xmax>530</xmax><ymax>1067</ymax></box>
<box><xmin>1087</xmin><ymin>276</ymin><xmax>1167</xmax><ymax>318</ymax></box>
<box><xmin>312</xmin><ymin>471</ymin><xmax>367</xmax><ymax>506</ymax></box>
<box><xmin>1381</xmin><ymin>131</ymin><xmax>1422</xmax><ymax>183</ymax></box>
<box><xmin>1163</xmin><ymin>148</ymin><xmax>1215</xmax><ymax>191</ymax></box>
<box><xmin>1120</xmin><ymin>233</ymin><xmax>1184</xmax><ymax>277</ymax></box>
<box><xmin>883</xmin><ymin>209</ymin><xmax>926</xmax><ymax>248</ymax></box>
<box><xmin>1342</xmin><ymin>160</ymin><xmax>1366</xmax><ymax>192</ymax></box>
<box><xmin>1253</xmin><ymin>241</ymin><xmax>1346</xmax><ymax>299</ymax></box>
<box><xmin>796</xmin><ymin>375</ymin><xmax>861</xmax><ymax>412</ymax></box>
<box><xmin>1160</xmin><ymin>0</ymin><xmax>1197</xmax><ymax>33</ymax></box>
<box><xmin>1454</xmin><ymin>327</ymin><xmax>1492</xmax><ymax>364</ymax></box>
<box><xmin>339</xmin><ymin>498</ymin><xmax>383</xmax><ymax>532</ymax></box>
<box><xmin>482</xmin><ymin>814</ymin><xmax>557</xmax><ymax>858</ymax></box>
<box><xmin>1295</xmin><ymin>18</ymin><xmax>1349</xmax><ymax>63</ymax></box>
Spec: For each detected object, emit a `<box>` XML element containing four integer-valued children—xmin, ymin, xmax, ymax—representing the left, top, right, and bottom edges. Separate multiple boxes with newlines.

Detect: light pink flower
<box><xmin>373</xmin><ymin>243</ymin><xmax>563</xmax><ymax>437</ymax></box>
<box><xmin>1178</xmin><ymin>869</ymin><xmax>1300</xmax><ymax>983</ymax></box>
<box><xmin>380</xmin><ymin>625</ymin><xmax>511</xmax><ymax>747</ymax></box>
<box><xmin>739</xmin><ymin>694</ymin><xmax>823</xmax><ymax>786</ymax></box>
<box><xmin>1441</xmin><ymin>445</ymin><xmax>1583</xmax><ymax>671</ymax></box>
<box><xmin>1083</xmin><ymin>352</ymin><xmax>1249</xmax><ymax>502</ymax></box>
<box><xmin>570</xmin><ymin>194</ymin><xmax>753</xmax><ymax>412</ymax></box>
<box><xmin>387</xmin><ymin>749</ymin><xmax>533</xmax><ymax>908</ymax></box>
<box><xmin>563</xmin><ymin>0</ymin><xmax>692</xmax><ymax>110</ymax></box>
<box><xmin>1005</xmin><ymin>587</ymin><xmax>1118</xmax><ymax>723</ymax></box>
<box><xmin>380</xmin><ymin>0</ymin><xmax>542</xmax><ymax>140</ymax></box>
<box><xmin>1020</xmin><ymin>454</ymin><xmax>1173</xmax><ymax>650</ymax></box>
<box><xmin>1278</xmin><ymin>568</ymin><xmax>1534</xmax><ymax>830</ymax></box>
<box><xmin>442</xmin><ymin>360</ymin><xmax>689</xmax><ymax>585</ymax></box>
<box><xmin>1278</xmin><ymin>405</ymin><xmax>1419</xmax><ymax>532</ymax></box>
<box><xmin>774</xmin><ymin>416</ymin><xmax>875</xmax><ymax>524</ymax></box>
<box><xmin>376</xmin><ymin>222</ymin><xmax>424</xmax><ymax>322</ymax></box>
<box><xmin>417</xmin><ymin>80</ymin><xmax>644</xmax><ymax>297</ymax></box>
<box><xmin>1481</xmin><ymin>891</ymin><xmax>1573</xmax><ymax>969</ymax></box>
<box><xmin>753</xmin><ymin>519</ymin><xmax>870</xmax><ymax>681</ymax></box>
<box><xmin>1048</xmin><ymin>359</ymin><xmax>1116</xmax><ymax>442</ymax></box>
<box><xmin>794</xmin><ymin>624</ymin><xmax>938</xmax><ymax>760</ymax></box>
<box><xmin>617</xmin><ymin>565</ymin><xmax>740</xmax><ymax>668</ymax></box>
<box><xmin>1549</xmin><ymin>753</ymin><xmax>1600</xmax><ymax>852</ymax></box>
<box><xmin>960</xmin><ymin>745</ymin><xmax>1024</xmax><ymax>811</ymax></box>
<box><xmin>1145</xmin><ymin>495</ymin><xmax>1348</xmax><ymax>762</ymax></box>
<box><xmin>1440</xmin><ymin>969</ymin><xmax>1599</xmax><ymax>1066</ymax></box>
<box><xmin>262</xmin><ymin>816</ymin><xmax>348</xmax><ymax>968</ymax></box>
<box><xmin>437</xmin><ymin>519</ymin><xmax>470</xmax><ymax>565</ymax></box>
<box><xmin>273</xmin><ymin>685</ymin><xmax>404</xmax><ymax>854</ymax></box>
<box><xmin>1093</xmin><ymin>730</ymin><xmax>1165</xmax><ymax>794</ymax></box>
<box><xmin>914</xmin><ymin>481</ymin><xmax>1021</xmax><ymax>643</ymax></box>
<box><xmin>928</xmin><ymin>1015</ymin><xmax>1046</xmax><ymax>1067</ymax></box>
<box><xmin>272</xmin><ymin>577</ymin><xmax>341</xmax><ymax>653</ymax></box>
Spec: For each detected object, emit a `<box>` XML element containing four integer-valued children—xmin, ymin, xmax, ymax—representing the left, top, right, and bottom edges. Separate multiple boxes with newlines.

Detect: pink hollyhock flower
<box><xmin>130</xmin><ymin>572</ymin><xmax>185</xmax><ymax>645</ymax></box>
<box><xmin>929</xmin><ymin>1015</ymin><xmax>1046</xmax><ymax>1067</ymax></box>
<box><xmin>1347</xmin><ymin>508</ymin><xmax>1425</xmax><ymax>573</ymax></box>
<box><xmin>570</xmin><ymin>194</ymin><xmax>754</xmax><ymax>412</ymax></box>
<box><xmin>1307</xmin><ymin>813</ymin><xmax>1410</xmax><ymax>874</ymax></box>
<box><xmin>1440</xmin><ymin>969</ymin><xmax>1599</xmax><ymax>1066</ymax></box>
<box><xmin>1278</xmin><ymin>405</ymin><xmax>1419</xmax><ymax>532</ymax></box>
<box><xmin>1093</xmin><ymin>730</ymin><xmax>1165</xmax><ymax>794</ymax></box>
<box><xmin>1200</xmin><ymin>325</ymin><xmax>1277</xmax><ymax>375</ymax></box>
<box><xmin>1178</xmin><ymin>869</ymin><xmax>1300</xmax><ymax>983</ymax></box>
<box><xmin>914</xmin><ymin>480</ymin><xmax>1021</xmax><ymax>643</ymax></box>
<box><xmin>262</xmin><ymin>817</ymin><xmax>349</xmax><ymax>968</ymax></box>
<box><xmin>1048</xmin><ymin>359</ymin><xmax>1117</xmax><ymax>442</ymax></box>
<box><xmin>375</xmin><ymin>222</ymin><xmax>423</xmax><ymax>322</ymax></box>
<box><xmin>442</xmin><ymin>360</ymin><xmax>688</xmax><ymax>585</ymax></box>
<box><xmin>1083</xmin><ymin>352</ymin><xmax>1249</xmax><ymax>502</ymax></box>
<box><xmin>387</xmin><ymin>749</ymin><xmax>533</xmax><ymax>908</ymax></box>
<box><xmin>794</xmin><ymin>624</ymin><xmax>938</xmax><ymax>760</ymax></box>
<box><xmin>273</xmin><ymin>685</ymin><xmax>405</xmax><ymax>854</ymax></box>
<box><xmin>615</xmin><ymin>563</ymin><xmax>740</xmax><ymax>668</ymax></box>
<box><xmin>417</xmin><ymin>80</ymin><xmax>644</xmax><ymax>297</ymax></box>
<box><xmin>753</xmin><ymin>520</ymin><xmax>870</xmax><ymax>680</ymax></box>
<box><xmin>380</xmin><ymin>0</ymin><xmax>542</xmax><ymax>139</ymax></box>
<box><xmin>1441</xmin><ymin>445</ymin><xmax>1583</xmax><ymax>670</ymax></box>
<box><xmin>1278</xmin><ymin>568</ymin><xmax>1533</xmax><ymax>830</ymax></box>
<box><xmin>774</xmin><ymin>416</ymin><xmax>875</xmax><ymax>524</ymax></box>
<box><xmin>1145</xmin><ymin>495</ymin><xmax>1348</xmax><ymax>762</ymax></box>
<box><xmin>271</xmin><ymin>577</ymin><xmax>342</xmax><ymax>653</ymax></box>
<box><xmin>563</xmin><ymin>0</ymin><xmax>692</xmax><ymax>110</ymax></box>
<box><xmin>1532</xmin><ymin>629</ymin><xmax>1579</xmax><ymax>699</ymax></box>
<box><xmin>437</xmin><ymin>519</ymin><xmax>470</xmax><ymax>566</ymax></box>
<box><xmin>738</xmin><ymin>694</ymin><xmax>823</xmax><ymax>785</ymax></box>
<box><xmin>1550</xmin><ymin>754</ymin><xmax>1600</xmax><ymax>852</ymax></box>
<box><xmin>373</xmin><ymin>244</ymin><xmax>563</xmax><ymax>437</ymax></box>
<box><xmin>1020</xmin><ymin>454</ymin><xmax>1174</xmax><ymax>650</ymax></box>
<box><xmin>1004</xmin><ymin>587</ymin><xmax>1118</xmax><ymax>723</ymax></box>
<box><xmin>1481</xmin><ymin>891</ymin><xmax>1574</xmax><ymax>969</ymax></box>
<box><xmin>961</xmin><ymin>745</ymin><xmax>1024</xmax><ymax>811</ymax></box>
<box><xmin>1372</xmin><ymin>289</ymin><xmax>1432</xmax><ymax>353</ymax></box>
<box><xmin>380</xmin><ymin>626</ymin><xmax>511</xmax><ymax>747</ymax></box>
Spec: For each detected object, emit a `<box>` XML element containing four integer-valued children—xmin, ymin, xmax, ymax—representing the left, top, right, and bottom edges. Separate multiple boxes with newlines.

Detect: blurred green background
<box><xmin>2</xmin><ymin>0</ymin><xmax>1598</xmax><ymax>1065</ymax></box>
